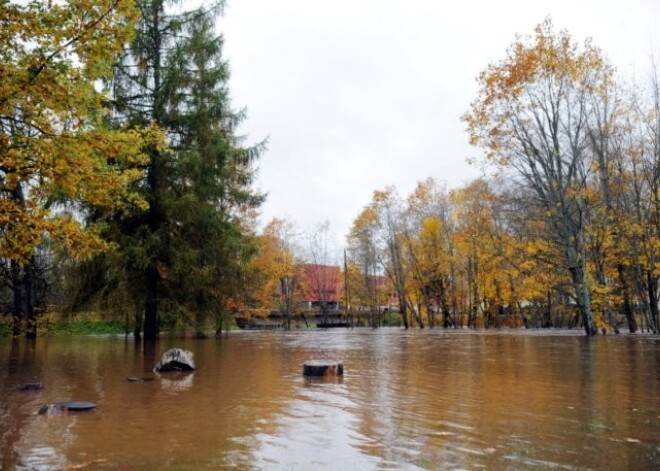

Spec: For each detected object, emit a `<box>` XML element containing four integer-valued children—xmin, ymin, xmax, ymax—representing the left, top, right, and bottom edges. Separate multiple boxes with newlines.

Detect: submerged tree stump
<box><xmin>153</xmin><ymin>348</ymin><xmax>195</xmax><ymax>373</ymax></box>
<box><xmin>303</xmin><ymin>360</ymin><xmax>344</xmax><ymax>377</ymax></box>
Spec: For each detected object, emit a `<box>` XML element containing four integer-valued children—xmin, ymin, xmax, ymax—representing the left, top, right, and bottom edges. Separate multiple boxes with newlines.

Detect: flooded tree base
<box><xmin>303</xmin><ymin>360</ymin><xmax>344</xmax><ymax>377</ymax></box>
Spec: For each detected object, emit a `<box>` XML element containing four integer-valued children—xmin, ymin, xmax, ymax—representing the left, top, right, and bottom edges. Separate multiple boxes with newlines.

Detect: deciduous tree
<box><xmin>402</xmin><ymin>178</ymin><xmax>454</xmax><ymax>328</ymax></box>
<box><xmin>347</xmin><ymin>203</ymin><xmax>385</xmax><ymax>327</ymax></box>
<box><xmin>306</xmin><ymin>222</ymin><xmax>341</xmax><ymax>326</ymax></box>
<box><xmin>1</xmin><ymin>0</ymin><xmax>152</xmax><ymax>337</ymax></box>
<box><xmin>249</xmin><ymin>219</ymin><xmax>303</xmax><ymax>330</ymax></box>
<box><xmin>464</xmin><ymin>19</ymin><xmax>614</xmax><ymax>335</ymax></box>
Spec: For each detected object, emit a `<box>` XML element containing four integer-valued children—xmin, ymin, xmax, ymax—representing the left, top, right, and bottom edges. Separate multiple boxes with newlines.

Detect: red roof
<box><xmin>302</xmin><ymin>264</ymin><xmax>343</xmax><ymax>303</ymax></box>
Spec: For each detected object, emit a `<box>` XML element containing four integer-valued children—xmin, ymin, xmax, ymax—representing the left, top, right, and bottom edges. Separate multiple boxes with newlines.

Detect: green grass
<box><xmin>0</xmin><ymin>319</ymin><xmax>10</xmax><ymax>337</ymax></box>
<box><xmin>0</xmin><ymin>314</ymin><xmax>240</xmax><ymax>338</ymax></box>
<box><xmin>0</xmin><ymin>316</ymin><xmax>128</xmax><ymax>338</ymax></box>
<box><xmin>47</xmin><ymin>320</ymin><xmax>127</xmax><ymax>336</ymax></box>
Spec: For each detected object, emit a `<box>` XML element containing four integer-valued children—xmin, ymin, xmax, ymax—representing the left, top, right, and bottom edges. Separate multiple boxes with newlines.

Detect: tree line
<box><xmin>346</xmin><ymin>21</ymin><xmax>659</xmax><ymax>335</ymax></box>
<box><xmin>244</xmin><ymin>21</ymin><xmax>659</xmax><ymax>336</ymax></box>
<box><xmin>2</xmin><ymin>9</ymin><xmax>657</xmax><ymax>338</ymax></box>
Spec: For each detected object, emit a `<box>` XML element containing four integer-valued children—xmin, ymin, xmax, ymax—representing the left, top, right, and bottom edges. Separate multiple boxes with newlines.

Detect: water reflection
<box><xmin>0</xmin><ymin>330</ymin><xmax>658</xmax><ymax>470</ymax></box>
<box><xmin>241</xmin><ymin>380</ymin><xmax>381</xmax><ymax>470</ymax></box>
<box><xmin>158</xmin><ymin>372</ymin><xmax>195</xmax><ymax>392</ymax></box>
<box><xmin>303</xmin><ymin>375</ymin><xmax>344</xmax><ymax>386</ymax></box>
<box><xmin>15</xmin><ymin>416</ymin><xmax>75</xmax><ymax>471</ymax></box>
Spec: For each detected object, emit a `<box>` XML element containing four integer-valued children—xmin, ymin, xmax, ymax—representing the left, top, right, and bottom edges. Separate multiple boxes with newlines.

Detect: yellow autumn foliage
<box><xmin>1</xmin><ymin>1</ymin><xmax>164</xmax><ymax>263</ymax></box>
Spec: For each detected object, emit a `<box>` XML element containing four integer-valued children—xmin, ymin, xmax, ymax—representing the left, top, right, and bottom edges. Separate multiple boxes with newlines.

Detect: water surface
<box><xmin>1</xmin><ymin>329</ymin><xmax>658</xmax><ymax>470</ymax></box>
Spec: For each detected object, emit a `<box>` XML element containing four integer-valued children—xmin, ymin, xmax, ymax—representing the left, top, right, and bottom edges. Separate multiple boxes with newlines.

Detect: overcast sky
<box><xmin>220</xmin><ymin>0</ymin><xmax>659</xmax><ymax>245</ymax></box>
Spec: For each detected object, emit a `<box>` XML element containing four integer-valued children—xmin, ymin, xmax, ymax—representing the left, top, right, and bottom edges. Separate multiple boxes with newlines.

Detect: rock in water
<box><xmin>53</xmin><ymin>401</ymin><xmax>96</xmax><ymax>411</ymax></box>
<box><xmin>38</xmin><ymin>403</ymin><xmax>67</xmax><ymax>415</ymax></box>
<box><xmin>38</xmin><ymin>401</ymin><xmax>96</xmax><ymax>415</ymax></box>
<box><xmin>153</xmin><ymin>348</ymin><xmax>195</xmax><ymax>373</ymax></box>
<box><xmin>303</xmin><ymin>360</ymin><xmax>344</xmax><ymax>377</ymax></box>
<box><xmin>160</xmin><ymin>372</ymin><xmax>195</xmax><ymax>392</ymax></box>
<box><xmin>17</xmin><ymin>382</ymin><xmax>45</xmax><ymax>392</ymax></box>
<box><xmin>127</xmin><ymin>376</ymin><xmax>155</xmax><ymax>383</ymax></box>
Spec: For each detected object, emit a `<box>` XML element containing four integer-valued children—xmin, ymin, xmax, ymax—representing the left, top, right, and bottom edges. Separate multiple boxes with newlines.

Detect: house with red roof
<box><xmin>301</xmin><ymin>264</ymin><xmax>344</xmax><ymax>312</ymax></box>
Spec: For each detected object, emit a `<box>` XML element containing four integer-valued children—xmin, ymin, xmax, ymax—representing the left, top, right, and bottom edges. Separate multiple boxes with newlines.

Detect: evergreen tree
<box><xmin>97</xmin><ymin>0</ymin><xmax>263</xmax><ymax>338</ymax></box>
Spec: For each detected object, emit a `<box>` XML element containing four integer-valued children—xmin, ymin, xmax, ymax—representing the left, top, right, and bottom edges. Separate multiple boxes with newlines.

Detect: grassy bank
<box><xmin>0</xmin><ymin>312</ymin><xmax>241</xmax><ymax>338</ymax></box>
<box><xmin>45</xmin><ymin>320</ymin><xmax>127</xmax><ymax>336</ymax></box>
<box><xmin>0</xmin><ymin>317</ymin><xmax>127</xmax><ymax>338</ymax></box>
<box><xmin>0</xmin><ymin>319</ymin><xmax>10</xmax><ymax>337</ymax></box>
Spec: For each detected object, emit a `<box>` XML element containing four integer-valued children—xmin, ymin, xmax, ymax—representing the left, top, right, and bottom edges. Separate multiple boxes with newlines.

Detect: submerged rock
<box><xmin>38</xmin><ymin>403</ymin><xmax>67</xmax><ymax>415</ymax></box>
<box><xmin>38</xmin><ymin>401</ymin><xmax>96</xmax><ymax>415</ymax></box>
<box><xmin>17</xmin><ymin>382</ymin><xmax>45</xmax><ymax>392</ymax></box>
<box><xmin>160</xmin><ymin>371</ymin><xmax>195</xmax><ymax>392</ymax></box>
<box><xmin>126</xmin><ymin>376</ymin><xmax>155</xmax><ymax>383</ymax></box>
<box><xmin>153</xmin><ymin>348</ymin><xmax>195</xmax><ymax>373</ymax></box>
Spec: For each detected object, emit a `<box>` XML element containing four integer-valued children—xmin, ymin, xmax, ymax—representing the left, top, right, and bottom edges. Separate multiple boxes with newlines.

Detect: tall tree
<box><xmin>347</xmin><ymin>204</ymin><xmax>384</xmax><ymax>328</ymax></box>
<box><xmin>620</xmin><ymin>65</ymin><xmax>660</xmax><ymax>333</ymax></box>
<box><xmin>248</xmin><ymin>219</ymin><xmax>303</xmax><ymax>330</ymax></box>
<box><xmin>102</xmin><ymin>0</ymin><xmax>263</xmax><ymax>338</ymax></box>
<box><xmin>306</xmin><ymin>222</ymin><xmax>340</xmax><ymax>326</ymax></box>
<box><xmin>464</xmin><ymin>19</ymin><xmax>614</xmax><ymax>336</ymax></box>
<box><xmin>1</xmin><ymin>0</ymin><xmax>151</xmax><ymax>337</ymax></box>
<box><xmin>450</xmin><ymin>179</ymin><xmax>503</xmax><ymax>329</ymax></box>
<box><xmin>372</xmin><ymin>187</ymin><xmax>422</xmax><ymax>328</ymax></box>
<box><xmin>402</xmin><ymin>178</ymin><xmax>453</xmax><ymax>328</ymax></box>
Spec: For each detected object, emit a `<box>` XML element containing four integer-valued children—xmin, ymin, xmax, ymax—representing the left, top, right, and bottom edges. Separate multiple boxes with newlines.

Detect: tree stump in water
<box><xmin>153</xmin><ymin>348</ymin><xmax>195</xmax><ymax>373</ymax></box>
<box><xmin>303</xmin><ymin>360</ymin><xmax>344</xmax><ymax>377</ymax></box>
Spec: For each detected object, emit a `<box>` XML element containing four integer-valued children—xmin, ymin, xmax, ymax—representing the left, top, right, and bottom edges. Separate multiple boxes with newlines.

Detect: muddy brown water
<box><xmin>1</xmin><ymin>329</ymin><xmax>658</xmax><ymax>470</ymax></box>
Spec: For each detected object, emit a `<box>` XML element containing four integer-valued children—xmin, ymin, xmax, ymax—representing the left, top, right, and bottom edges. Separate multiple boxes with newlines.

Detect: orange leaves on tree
<box><xmin>1</xmin><ymin>1</ymin><xmax>161</xmax><ymax>264</ymax></box>
<box><xmin>245</xmin><ymin>218</ymin><xmax>304</xmax><ymax>315</ymax></box>
<box><xmin>463</xmin><ymin>17</ymin><xmax>613</xmax><ymax>167</ymax></box>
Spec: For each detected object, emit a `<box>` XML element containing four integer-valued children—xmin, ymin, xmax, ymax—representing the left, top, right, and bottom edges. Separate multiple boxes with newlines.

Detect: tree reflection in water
<box><xmin>0</xmin><ymin>331</ymin><xmax>658</xmax><ymax>470</ymax></box>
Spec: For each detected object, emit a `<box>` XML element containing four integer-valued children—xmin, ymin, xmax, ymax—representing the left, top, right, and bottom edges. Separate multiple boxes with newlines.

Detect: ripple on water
<box><xmin>1</xmin><ymin>330</ymin><xmax>658</xmax><ymax>470</ymax></box>
<box><xmin>242</xmin><ymin>371</ymin><xmax>389</xmax><ymax>470</ymax></box>
<box><xmin>16</xmin><ymin>445</ymin><xmax>66</xmax><ymax>471</ymax></box>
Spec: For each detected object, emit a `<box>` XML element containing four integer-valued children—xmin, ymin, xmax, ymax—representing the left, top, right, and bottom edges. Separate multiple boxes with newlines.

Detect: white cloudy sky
<box><xmin>220</xmin><ymin>0</ymin><xmax>659</xmax><ymax>243</ymax></box>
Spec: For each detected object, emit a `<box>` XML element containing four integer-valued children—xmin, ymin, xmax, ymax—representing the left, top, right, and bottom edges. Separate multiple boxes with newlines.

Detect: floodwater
<box><xmin>1</xmin><ymin>329</ymin><xmax>658</xmax><ymax>470</ymax></box>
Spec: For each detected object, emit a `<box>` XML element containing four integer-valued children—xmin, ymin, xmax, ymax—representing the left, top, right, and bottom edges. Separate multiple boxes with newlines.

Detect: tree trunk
<box><xmin>471</xmin><ymin>281</ymin><xmax>479</xmax><ymax>330</ymax></box>
<box><xmin>442</xmin><ymin>308</ymin><xmax>451</xmax><ymax>328</ymax></box>
<box><xmin>400</xmin><ymin>302</ymin><xmax>409</xmax><ymax>329</ymax></box>
<box><xmin>594</xmin><ymin>264</ymin><xmax>620</xmax><ymax>334</ymax></box>
<box><xmin>412</xmin><ymin>301</ymin><xmax>424</xmax><ymax>329</ymax></box>
<box><xmin>450</xmin><ymin>262</ymin><xmax>459</xmax><ymax>328</ymax></box>
<box><xmin>648</xmin><ymin>270</ymin><xmax>659</xmax><ymax>333</ymax></box>
<box><xmin>24</xmin><ymin>260</ymin><xmax>37</xmax><ymax>339</ymax></box>
<box><xmin>617</xmin><ymin>264</ymin><xmax>637</xmax><ymax>333</ymax></box>
<box><xmin>321</xmin><ymin>303</ymin><xmax>329</xmax><ymax>328</ymax></box>
<box><xmin>133</xmin><ymin>302</ymin><xmax>142</xmax><ymax>340</ymax></box>
<box><xmin>141</xmin><ymin>2</ymin><xmax>165</xmax><ymax>341</ymax></box>
<box><xmin>10</xmin><ymin>259</ymin><xmax>38</xmax><ymax>338</ymax></box>
<box><xmin>544</xmin><ymin>290</ymin><xmax>552</xmax><ymax>328</ymax></box>
<box><xmin>11</xmin><ymin>261</ymin><xmax>23</xmax><ymax>337</ymax></box>
<box><xmin>570</xmin><ymin>264</ymin><xmax>598</xmax><ymax>336</ymax></box>
<box><xmin>143</xmin><ymin>264</ymin><xmax>159</xmax><ymax>340</ymax></box>
<box><xmin>426</xmin><ymin>299</ymin><xmax>435</xmax><ymax>328</ymax></box>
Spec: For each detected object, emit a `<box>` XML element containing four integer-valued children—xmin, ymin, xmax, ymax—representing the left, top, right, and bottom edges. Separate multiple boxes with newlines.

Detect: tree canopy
<box><xmin>1</xmin><ymin>0</ymin><xmax>158</xmax><ymax>337</ymax></box>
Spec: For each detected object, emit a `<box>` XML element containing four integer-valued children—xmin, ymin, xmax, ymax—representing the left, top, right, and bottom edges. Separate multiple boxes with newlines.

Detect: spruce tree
<box><xmin>102</xmin><ymin>0</ymin><xmax>263</xmax><ymax>338</ymax></box>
